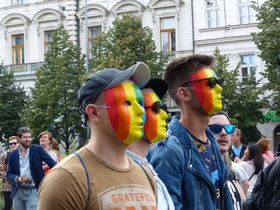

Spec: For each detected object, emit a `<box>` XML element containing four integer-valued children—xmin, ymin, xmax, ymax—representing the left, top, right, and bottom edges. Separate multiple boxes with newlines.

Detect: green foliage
<box><xmin>0</xmin><ymin>63</ymin><xmax>27</xmax><ymax>142</ymax></box>
<box><xmin>213</xmin><ymin>47</ymin><xmax>265</xmax><ymax>143</ymax></box>
<box><xmin>22</xmin><ymin>26</ymin><xmax>86</xmax><ymax>153</ymax></box>
<box><xmin>89</xmin><ymin>14</ymin><xmax>167</xmax><ymax>78</ymax></box>
<box><xmin>252</xmin><ymin>0</ymin><xmax>280</xmax><ymax>114</ymax></box>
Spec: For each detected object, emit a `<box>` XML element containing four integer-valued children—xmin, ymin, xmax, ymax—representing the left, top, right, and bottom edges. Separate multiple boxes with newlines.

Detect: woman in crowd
<box><xmin>39</xmin><ymin>131</ymin><xmax>59</xmax><ymax>174</ymax></box>
<box><xmin>239</xmin><ymin>143</ymin><xmax>267</xmax><ymax>199</ymax></box>
<box><xmin>256</xmin><ymin>137</ymin><xmax>275</xmax><ymax>164</ymax></box>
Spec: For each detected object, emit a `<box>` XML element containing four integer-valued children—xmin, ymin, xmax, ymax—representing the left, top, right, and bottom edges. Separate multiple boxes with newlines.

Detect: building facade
<box><xmin>0</xmin><ymin>0</ymin><xmax>267</xmax><ymax>92</ymax></box>
<box><xmin>1</xmin><ymin>0</ymin><xmax>279</xmax><ymax>148</ymax></box>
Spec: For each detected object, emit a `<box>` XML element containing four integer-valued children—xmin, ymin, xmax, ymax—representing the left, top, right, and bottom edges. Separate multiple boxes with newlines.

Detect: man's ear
<box><xmin>85</xmin><ymin>104</ymin><xmax>100</xmax><ymax>121</ymax></box>
<box><xmin>176</xmin><ymin>87</ymin><xmax>193</xmax><ymax>102</ymax></box>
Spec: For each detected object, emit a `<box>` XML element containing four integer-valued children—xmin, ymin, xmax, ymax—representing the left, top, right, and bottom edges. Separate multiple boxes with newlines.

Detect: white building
<box><xmin>0</xmin><ymin>0</ymin><xmax>267</xmax><ymax>91</ymax></box>
<box><xmin>1</xmin><ymin>0</ymin><xmax>279</xmax><ymax>148</ymax></box>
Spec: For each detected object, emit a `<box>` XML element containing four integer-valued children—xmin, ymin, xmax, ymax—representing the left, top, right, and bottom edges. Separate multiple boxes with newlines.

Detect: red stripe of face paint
<box><xmin>191</xmin><ymin>69</ymin><xmax>215</xmax><ymax>113</ymax></box>
<box><xmin>104</xmin><ymin>84</ymin><xmax>131</xmax><ymax>141</ymax></box>
<box><xmin>144</xmin><ymin>93</ymin><xmax>158</xmax><ymax>141</ymax></box>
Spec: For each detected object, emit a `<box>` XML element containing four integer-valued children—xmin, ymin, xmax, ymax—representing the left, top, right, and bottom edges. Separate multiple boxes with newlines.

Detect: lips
<box><xmin>218</xmin><ymin>140</ymin><xmax>229</xmax><ymax>144</ymax></box>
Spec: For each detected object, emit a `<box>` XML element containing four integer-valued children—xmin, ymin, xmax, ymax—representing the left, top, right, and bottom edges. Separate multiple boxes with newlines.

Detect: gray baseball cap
<box><xmin>78</xmin><ymin>62</ymin><xmax>150</xmax><ymax>110</ymax></box>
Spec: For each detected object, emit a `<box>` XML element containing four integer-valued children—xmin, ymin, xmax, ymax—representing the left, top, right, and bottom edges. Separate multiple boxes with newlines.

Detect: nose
<box><xmin>135</xmin><ymin>102</ymin><xmax>145</xmax><ymax>116</ymax></box>
<box><xmin>215</xmin><ymin>84</ymin><xmax>222</xmax><ymax>93</ymax></box>
<box><xmin>160</xmin><ymin>109</ymin><xmax>168</xmax><ymax>121</ymax></box>
<box><xmin>219</xmin><ymin>127</ymin><xmax>228</xmax><ymax>136</ymax></box>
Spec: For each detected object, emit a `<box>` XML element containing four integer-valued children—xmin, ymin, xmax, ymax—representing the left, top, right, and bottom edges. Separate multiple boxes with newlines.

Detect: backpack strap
<box><xmin>249</xmin><ymin>170</ymin><xmax>256</xmax><ymax>181</ymax></box>
<box><xmin>134</xmin><ymin>161</ymin><xmax>157</xmax><ymax>201</ymax></box>
<box><xmin>74</xmin><ymin>152</ymin><xmax>90</xmax><ymax>206</ymax></box>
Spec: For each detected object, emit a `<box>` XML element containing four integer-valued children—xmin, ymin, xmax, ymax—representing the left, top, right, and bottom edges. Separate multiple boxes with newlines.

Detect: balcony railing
<box><xmin>5</xmin><ymin>62</ymin><xmax>44</xmax><ymax>74</ymax></box>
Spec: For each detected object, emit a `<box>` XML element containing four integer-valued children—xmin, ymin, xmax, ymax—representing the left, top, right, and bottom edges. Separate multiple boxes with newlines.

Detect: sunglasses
<box><xmin>9</xmin><ymin>142</ymin><xmax>18</xmax><ymax>146</ymax></box>
<box><xmin>182</xmin><ymin>77</ymin><xmax>224</xmax><ymax>89</ymax></box>
<box><xmin>145</xmin><ymin>101</ymin><xmax>166</xmax><ymax>114</ymax></box>
<box><xmin>208</xmin><ymin>124</ymin><xmax>235</xmax><ymax>134</ymax></box>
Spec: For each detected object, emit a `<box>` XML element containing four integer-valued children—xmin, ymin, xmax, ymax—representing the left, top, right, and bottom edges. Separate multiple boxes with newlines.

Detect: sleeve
<box><xmin>0</xmin><ymin>153</ymin><xmax>7</xmax><ymax>179</ymax></box>
<box><xmin>232</xmin><ymin>162</ymin><xmax>249</xmax><ymax>182</ymax></box>
<box><xmin>38</xmin><ymin>168</ymin><xmax>87</xmax><ymax>210</ymax></box>
<box><xmin>7</xmin><ymin>152</ymin><xmax>18</xmax><ymax>183</ymax></box>
<box><xmin>39</xmin><ymin>147</ymin><xmax>57</xmax><ymax>168</ymax></box>
<box><xmin>147</xmin><ymin>140</ymin><xmax>184</xmax><ymax>210</ymax></box>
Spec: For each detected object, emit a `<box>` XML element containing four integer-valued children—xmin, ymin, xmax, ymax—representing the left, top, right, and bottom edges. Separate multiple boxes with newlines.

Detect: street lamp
<box><xmin>85</xmin><ymin>0</ymin><xmax>89</xmax><ymax>72</ymax></box>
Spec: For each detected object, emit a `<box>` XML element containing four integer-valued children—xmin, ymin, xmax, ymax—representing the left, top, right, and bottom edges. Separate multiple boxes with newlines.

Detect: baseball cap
<box><xmin>142</xmin><ymin>78</ymin><xmax>168</xmax><ymax>99</ymax></box>
<box><xmin>78</xmin><ymin>62</ymin><xmax>150</xmax><ymax>110</ymax></box>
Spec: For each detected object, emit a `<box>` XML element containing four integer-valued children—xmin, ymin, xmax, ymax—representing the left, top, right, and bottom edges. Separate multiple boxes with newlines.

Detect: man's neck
<box><xmin>180</xmin><ymin>110</ymin><xmax>209</xmax><ymax>142</ymax></box>
<box><xmin>234</xmin><ymin>141</ymin><xmax>241</xmax><ymax>147</ymax></box>
<box><xmin>20</xmin><ymin>146</ymin><xmax>28</xmax><ymax>155</ymax></box>
<box><xmin>86</xmin><ymin>133</ymin><xmax>129</xmax><ymax>169</ymax></box>
<box><xmin>127</xmin><ymin>138</ymin><xmax>150</xmax><ymax>158</ymax></box>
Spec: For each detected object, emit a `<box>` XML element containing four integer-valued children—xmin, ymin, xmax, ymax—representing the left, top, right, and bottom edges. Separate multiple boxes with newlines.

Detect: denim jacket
<box><xmin>147</xmin><ymin>116</ymin><xmax>234</xmax><ymax>210</ymax></box>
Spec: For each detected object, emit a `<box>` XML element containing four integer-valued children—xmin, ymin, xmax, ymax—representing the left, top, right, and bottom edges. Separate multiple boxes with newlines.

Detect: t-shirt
<box><xmin>239</xmin><ymin>160</ymin><xmax>268</xmax><ymax>199</ymax></box>
<box><xmin>38</xmin><ymin>146</ymin><xmax>157</xmax><ymax>210</ymax></box>
<box><xmin>191</xmin><ymin>136</ymin><xmax>220</xmax><ymax>210</ymax></box>
<box><xmin>231</xmin><ymin>161</ymin><xmax>249</xmax><ymax>183</ymax></box>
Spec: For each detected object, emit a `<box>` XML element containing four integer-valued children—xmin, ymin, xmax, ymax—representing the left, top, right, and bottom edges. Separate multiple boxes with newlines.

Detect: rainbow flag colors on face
<box><xmin>143</xmin><ymin>89</ymin><xmax>168</xmax><ymax>143</ymax></box>
<box><xmin>191</xmin><ymin>68</ymin><xmax>222</xmax><ymax>115</ymax></box>
<box><xmin>103</xmin><ymin>80</ymin><xmax>145</xmax><ymax>144</ymax></box>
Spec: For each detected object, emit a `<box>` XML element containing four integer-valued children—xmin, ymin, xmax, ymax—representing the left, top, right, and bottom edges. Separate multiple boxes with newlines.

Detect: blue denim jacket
<box><xmin>147</xmin><ymin>116</ymin><xmax>234</xmax><ymax>210</ymax></box>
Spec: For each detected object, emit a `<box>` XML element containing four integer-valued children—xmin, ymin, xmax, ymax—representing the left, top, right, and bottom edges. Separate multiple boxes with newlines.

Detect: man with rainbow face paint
<box><xmin>127</xmin><ymin>79</ymin><xmax>175</xmax><ymax>210</ymax></box>
<box><xmin>147</xmin><ymin>55</ymin><xmax>234</xmax><ymax>210</ymax></box>
<box><xmin>38</xmin><ymin>63</ymin><xmax>158</xmax><ymax>210</ymax></box>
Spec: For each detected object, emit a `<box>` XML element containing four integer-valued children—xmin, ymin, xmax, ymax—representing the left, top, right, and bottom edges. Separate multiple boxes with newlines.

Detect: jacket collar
<box><xmin>167</xmin><ymin>116</ymin><xmax>229</xmax><ymax>187</ymax></box>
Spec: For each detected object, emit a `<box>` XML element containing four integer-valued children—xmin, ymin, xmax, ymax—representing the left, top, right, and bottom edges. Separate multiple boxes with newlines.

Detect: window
<box><xmin>240</xmin><ymin>54</ymin><xmax>256</xmax><ymax>82</ymax></box>
<box><xmin>44</xmin><ymin>31</ymin><xmax>54</xmax><ymax>53</ymax></box>
<box><xmin>207</xmin><ymin>0</ymin><xmax>220</xmax><ymax>28</ymax></box>
<box><xmin>239</xmin><ymin>0</ymin><xmax>256</xmax><ymax>24</ymax></box>
<box><xmin>13</xmin><ymin>0</ymin><xmax>24</xmax><ymax>5</ymax></box>
<box><xmin>12</xmin><ymin>34</ymin><xmax>24</xmax><ymax>65</ymax></box>
<box><xmin>160</xmin><ymin>17</ymin><xmax>176</xmax><ymax>53</ymax></box>
<box><xmin>88</xmin><ymin>26</ymin><xmax>102</xmax><ymax>54</ymax></box>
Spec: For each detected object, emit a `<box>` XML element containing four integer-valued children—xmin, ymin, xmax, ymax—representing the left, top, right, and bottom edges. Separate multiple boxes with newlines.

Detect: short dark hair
<box><xmin>17</xmin><ymin>127</ymin><xmax>31</xmax><ymax>138</ymax></box>
<box><xmin>211</xmin><ymin>111</ymin><xmax>230</xmax><ymax>121</ymax></box>
<box><xmin>164</xmin><ymin>55</ymin><xmax>214</xmax><ymax>104</ymax></box>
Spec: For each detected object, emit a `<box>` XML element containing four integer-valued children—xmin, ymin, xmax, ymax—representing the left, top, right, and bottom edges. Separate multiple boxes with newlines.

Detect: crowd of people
<box><xmin>0</xmin><ymin>55</ymin><xmax>279</xmax><ymax>210</ymax></box>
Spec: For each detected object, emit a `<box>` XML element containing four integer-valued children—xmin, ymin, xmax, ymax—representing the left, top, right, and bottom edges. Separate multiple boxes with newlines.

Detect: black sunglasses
<box><xmin>208</xmin><ymin>124</ymin><xmax>235</xmax><ymax>134</ymax></box>
<box><xmin>145</xmin><ymin>101</ymin><xmax>166</xmax><ymax>114</ymax></box>
<box><xmin>182</xmin><ymin>77</ymin><xmax>224</xmax><ymax>89</ymax></box>
<box><xmin>9</xmin><ymin>142</ymin><xmax>18</xmax><ymax>146</ymax></box>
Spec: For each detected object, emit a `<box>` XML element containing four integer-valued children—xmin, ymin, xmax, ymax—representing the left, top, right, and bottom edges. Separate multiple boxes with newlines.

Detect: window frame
<box><xmin>12</xmin><ymin>34</ymin><xmax>25</xmax><ymax>65</ymax></box>
<box><xmin>13</xmin><ymin>0</ymin><xmax>24</xmax><ymax>6</ymax></box>
<box><xmin>238</xmin><ymin>0</ymin><xmax>256</xmax><ymax>24</ymax></box>
<box><xmin>240</xmin><ymin>54</ymin><xmax>256</xmax><ymax>82</ymax></box>
<box><xmin>160</xmin><ymin>16</ymin><xmax>176</xmax><ymax>53</ymax></box>
<box><xmin>44</xmin><ymin>30</ymin><xmax>55</xmax><ymax>54</ymax></box>
<box><xmin>88</xmin><ymin>25</ymin><xmax>102</xmax><ymax>57</ymax></box>
<box><xmin>206</xmin><ymin>0</ymin><xmax>220</xmax><ymax>28</ymax></box>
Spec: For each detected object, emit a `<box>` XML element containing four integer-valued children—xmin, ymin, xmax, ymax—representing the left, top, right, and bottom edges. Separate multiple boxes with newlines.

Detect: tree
<box><xmin>213</xmin><ymin>47</ymin><xmax>265</xmax><ymax>143</ymax></box>
<box><xmin>23</xmin><ymin>26</ymin><xmax>86</xmax><ymax>153</ymax></box>
<box><xmin>89</xmin><ymin>14</ymin><xmax>167</xmax><ymax>78</ymax></box>
<box><xmin>252</xmin><ymin>0</ymin><xmax>280</xmax><ymax>114</ymax></box>
<box><xmin>0</xmin><ymin>63</ymin><xmax>27</xmax><ymax>142</ymax></box>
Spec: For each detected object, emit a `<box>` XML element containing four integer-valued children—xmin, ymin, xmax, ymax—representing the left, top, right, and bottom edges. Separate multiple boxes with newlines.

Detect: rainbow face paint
<box><xmin>143</xmin><ymin>88</ymin><xmax>168</xmax><ymax>143</ymax></box>
<box><xmin>103</xmin><ymin>80</ymin><xmax>145</xmax><ymax>144</ymax></box>
<box><xmin>190</xmin><ymin>68</ymin><xmax>222</xmax><ymax>115</ymax></box>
